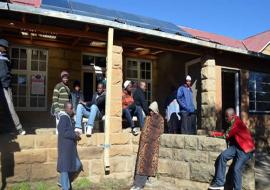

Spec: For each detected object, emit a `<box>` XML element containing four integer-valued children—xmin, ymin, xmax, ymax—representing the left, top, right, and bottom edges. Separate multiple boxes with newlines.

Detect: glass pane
<box><xmin>141</xmin><ymin>71</ymin><xmax>146</xmax><ymax>79</ymax></box>
<box><xmin>256</xmin><ymin>92</ymin><xmax>270</xmax><ymax>102</ymax></box>
<box><xmin>31</xmin><ymin>61</ymin><xmax>38</xmax><ymax>71</ymax></box>
<box><xmin>127</xmin><ymin>70</ymin><xmax>137</xmax><ymax>78</ymax></box>
<box><xmin>19</xmin><ymin>59</ymin><xmax>27</xmax><ymax>70</ymax></box>
<box><xmin>39</xmin><ymin>61</ymin><xmax>46</xmax><ymax>71</ymax></box>
<box><xmin>18</xmin><ymin>76</ymin><xmax>27</xmax><ymax>85</ymax></box>
<box><xmin>20</xmin><ymin>49</ymin><xmax>27</xmax><ymax>59</ymax></box>
<box><xmin>95</xmin><ymin>56</ymin><xmax>106</xmax><ymax>68</ymax></box>
<box><xmin>11</xmin><ymin>59</ymin><xmax>19</xmax><ymax>69</ymax></box>
<box><xmin>18</xmin><ymin>86</ymin><xmax>26</xmax><ymax>95</ymax></box>
<box><xmin>146</xmin><ymin>71</ymin><xmax>151</xmax><ymax>79</ymax></box>
<box><xmin>40</xmin><ymin>50</ymin><xmax>47</xmax><ymax>61</ymax></box>
<box><xmin>248</xmin><ymin>81</ymin><xmax>255</xmax><ymax>91</ymax></box>
<box><xmin>146</xmin><ymin>62</ymin><xmax>151</xmax><ymax>70</ymax></box>
<box><xmin>140</xmin><ymin>62</ymin><xmax>146</xmax><ymax>70</ymax></box>
<box><xmin>257</xmin><ymin>102</ymin><xmax>270</xmax><ymax>112</ymax></box>
<box><xmin>249</xmin><ymin>92</ymin><xmax>255</xmax><ymax>101</ymax></box>
<box><xmin>13</xmin><ymin>96</ymin><xmax>18</xmax><ymax>107</ymax></box>
<box><xmin>18</xmin><ymin>97</ymin><xmax>26</xmax><ymax>107</ymax></box>
<box><xmin>30</xmin><ymin>97</ymin><xmax>38</xmax><ymax>107</ymax></box>
<box><xmin>32</xmin><ymin>49</ymin><xmax>39</xmax><ymax>60</ymax></box>
<box><xmin>11</xmin><ymin>75</ymin><xmax>18</xmax><ymax>85</ymax></box>
<box><xmin>249</xmin><ymin>101</ymin><xmax>255</xmax><ymax>111</ymax></box>
<box><xmin>38</xmin><ymin>97</ymin><xmax>45</xmax><ymax>107</ymax></box>
<box><xmin>82</xmin><ymin>55</ymin><xmax>94</xmax><ymax>66</ymax></box>
<box><xmin>127</xmin><ymin>60</ymin><xmax>137</xmax><ymax>70</ymax></box>
<box><xmin>11</xmin><ymin>48</ymin><xmax>19</xmax><ymax>58</ymax></box>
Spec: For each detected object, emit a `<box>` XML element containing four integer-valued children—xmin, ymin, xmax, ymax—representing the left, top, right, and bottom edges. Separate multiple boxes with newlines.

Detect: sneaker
<box><xmin>86</xmin><ymin>126</ymin><xmax>92</xmax><ymax>137</ymax></box>
<box><xmin>132</xmin><ymin>127</ymin><xmax>140</xmax><ymax>136</ymax></box>
<box><xmin>208</xmin><ymin>183</ymin><xmax>224</xmax><ymax>190</ymax></box>
<box><xmin>57</xmin><ymin>182</ymin><xmax>62</xmax><ymax>188</ymax></box>
<box><xmin>18</xmin><ymin>129</ymin><xmax>26</xmax><ymax>135</ymax></box>
<box><xmin>130</xmin><ymin>186</ymin><xmax>142</xmax><ymax>190</ymax></box>
<box><xmin>75</xmin><ymin>128</ymin><xmax>83</xmax><ymax>135</ymax></box>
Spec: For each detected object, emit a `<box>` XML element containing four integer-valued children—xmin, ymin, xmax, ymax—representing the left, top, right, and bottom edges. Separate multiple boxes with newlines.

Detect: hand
<box><xmin>75</xmin><ymin>132</ymin><xmax>81</xmax><ymax>141</ymax></box>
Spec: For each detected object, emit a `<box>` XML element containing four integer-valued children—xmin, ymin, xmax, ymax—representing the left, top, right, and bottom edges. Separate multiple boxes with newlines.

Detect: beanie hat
<box><xmin>0</xmin><ymin>39</ymin><xmax>8</xmax><ymax>48</ymax></box>
<box><xmin>123</xmin><ymin>80</ymin><xmax>131</xmax><ymax>89</ymax></box>
<box><xmin>61</xmin><ymin>70</ymin><xmax>69</xmax><ymax>78</ymax></box>
<box><xmin>186</xmin><ymin>75</ymin><xmax>192</xmax><ymax>81</ymax></box>
<box><xmin>149</xmin><ymin>101</ymin><xmax>159</xmax><ymax>114</ymax></box>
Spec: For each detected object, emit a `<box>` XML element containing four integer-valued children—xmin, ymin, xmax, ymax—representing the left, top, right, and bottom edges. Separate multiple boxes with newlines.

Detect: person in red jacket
<box><xmin>209</xmin><ymin>108</ymin><xmax>255</xmax><ymax>190</ymax></box>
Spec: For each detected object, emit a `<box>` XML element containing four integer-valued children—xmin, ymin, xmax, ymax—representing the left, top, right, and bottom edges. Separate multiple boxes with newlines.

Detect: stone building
<box><xmin>0</xmin><ymin>1</ymin><xmax>269</xmax><ymax>189</ymax></box>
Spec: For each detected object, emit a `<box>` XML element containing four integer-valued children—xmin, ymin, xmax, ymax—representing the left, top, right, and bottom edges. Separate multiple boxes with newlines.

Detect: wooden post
<box><xmin>104</xmin><ymin>27</ymin><xmax>114</xmax><ymax>173</ymax></box>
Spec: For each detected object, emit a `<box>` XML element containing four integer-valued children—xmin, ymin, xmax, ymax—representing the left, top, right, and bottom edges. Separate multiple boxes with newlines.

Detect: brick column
<box><xmin>200</xmin><ymin>56</ymin><xmax>217</xmax><ymax>131</ymax></box>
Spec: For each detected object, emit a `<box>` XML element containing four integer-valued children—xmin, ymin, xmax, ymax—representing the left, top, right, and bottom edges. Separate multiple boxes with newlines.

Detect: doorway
<box><xmin>221</xmin><ymin>69</ymin><xmax>240</xmax><ymax>128</ymax></box>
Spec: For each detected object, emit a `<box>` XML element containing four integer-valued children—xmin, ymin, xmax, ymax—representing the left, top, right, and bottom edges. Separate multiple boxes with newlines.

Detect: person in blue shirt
<box><xmin>177</xmin><ymin>75</ymin><xmax>196</xmax><ymax>134</ymax></box>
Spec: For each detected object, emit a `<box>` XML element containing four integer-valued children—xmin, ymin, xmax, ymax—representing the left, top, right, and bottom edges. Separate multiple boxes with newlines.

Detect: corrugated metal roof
<box><xmin>243</xmin><ymin>30</ymin><xmax>270</xmax><ymax>52</ymax></box>
<box><xmin>180</xmin><ymin>26</ymin><xmax>247</xmax><ymax>50</ymax></box>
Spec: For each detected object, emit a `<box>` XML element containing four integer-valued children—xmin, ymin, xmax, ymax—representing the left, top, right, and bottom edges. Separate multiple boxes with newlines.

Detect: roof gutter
<box><xmin>1</xmin><ymin>2</ymin><xmax>270</xmax><ymax>60</ymax></box>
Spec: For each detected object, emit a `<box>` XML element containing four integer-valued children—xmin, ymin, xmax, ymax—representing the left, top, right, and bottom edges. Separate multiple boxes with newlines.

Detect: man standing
<box><xmin>52</xmin><ymin>70</ymin><xmax>71</xmax><ymax>133</ymax></box>
<box><xmin>122</xmin><ymin>80</ymin><xmax>144</xmax><ymax>136</ymax></box>
<box><xmin>0</xmin><ymin>39</ymin><xmax>25</xmax><ymax>135</ymax></box>
<box><xmin>177</xmin><ymin>75</ymin><xmax>196</xmax><ymax>134</ymax></box>
<box><xmin>75</xmin><ymin>83</ymin><xmax>106</xmax><ymax>136</ymax></box>
<box><xmin>133</xmin><ymin>81</ymin><xmax>149</xmax><ymax>116</ymax></box>
<box><xmin>57</xmin><ymin>102</ymin><xmax>82</xmax><ymax>190</ymax></box>
<box><xmin>209</xmin><ymin>108</ymin><xmax>255</xmax><ymax>190</ymax></box>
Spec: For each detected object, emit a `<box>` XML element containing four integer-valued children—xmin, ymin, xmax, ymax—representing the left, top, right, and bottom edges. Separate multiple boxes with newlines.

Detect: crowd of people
<box><xmin>0</xmin><ymin>38</ymin><xmax>255</xmax><ymax>190</ymax></box>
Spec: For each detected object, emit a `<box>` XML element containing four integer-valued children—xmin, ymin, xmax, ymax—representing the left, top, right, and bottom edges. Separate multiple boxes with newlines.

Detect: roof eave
<box><xmin>1</xmin><ymin>2</ymin><xmax>270</xmax><ymax>60</ymax></box>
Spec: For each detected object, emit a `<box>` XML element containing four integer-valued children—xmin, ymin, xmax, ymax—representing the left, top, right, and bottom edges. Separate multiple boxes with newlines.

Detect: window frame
<box><xmin>125</xmin><ymin>57</ymin><xmax>153</xmax><ymax>103</ymax></box>
<box><xmin>249</xmin><ymin>71</ymin><xmax>270</xmax><ymax>114</ymax></box>
<box><xmin>9</xmin><ymin>46</ymin><xmax>48</xmax><ymax>111</ymax></box>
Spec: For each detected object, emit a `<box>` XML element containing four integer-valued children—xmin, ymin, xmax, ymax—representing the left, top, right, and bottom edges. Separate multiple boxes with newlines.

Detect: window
<box><xmin>82</xmin><ymin>54</ymin><xmax>106</xmax><ymax>68</ymax></box>
<box><xmin>125</xmin><ymin>58</ymin><xmax>152</xmax><ymax>104</ymax></box>
<box><xmin>10</xmin><ymin>47</ymin><xmax>48</xmax><ymax>111</ymax></box>
<box><xmin>249</xmin><ymin>72</ymin><xmax>270</xmax><ymax>113</ymax></box>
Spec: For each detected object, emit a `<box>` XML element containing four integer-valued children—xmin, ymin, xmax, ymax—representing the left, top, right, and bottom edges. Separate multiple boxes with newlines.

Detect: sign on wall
<box><xmin>31</xmin><ymin>74</ymin><xmax>45</xmax><ymax>95</ymax></box>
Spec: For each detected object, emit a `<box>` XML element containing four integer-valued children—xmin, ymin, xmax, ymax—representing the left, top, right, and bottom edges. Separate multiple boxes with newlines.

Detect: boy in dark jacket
<box><xmin>57</xmin><ymin>102</ymin><xmax>82</xmax><ymax>190</ymax></box>
<box><xmin>75</xmin><ymin>83</ymin><xmax>106</xmax><ymax>136</ymax></box>
<box><xmin>133</xmin><ymin>81</ymin><xmax>149</xmax><ymax>116</ymax></box>
<box><xmin>0</xmin><ymin>39</ymin><xmax>25</xmax><ymax>135</ymax></box>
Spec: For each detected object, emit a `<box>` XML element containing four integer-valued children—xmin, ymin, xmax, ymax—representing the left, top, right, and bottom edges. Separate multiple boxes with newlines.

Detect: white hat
<box><xmin>186</xmin><ymin>75</ymin><xmax>192</xmax><ymax>81</ymax></box>
<box><xmin>149</xmin><ymin>101</ymin><xmax>159</xmax><ymax>114</ymax></box>
<box><xmin>123</xmin><ymin>80</ymin><xmax>131</xmax><ymax>89</ymax></box>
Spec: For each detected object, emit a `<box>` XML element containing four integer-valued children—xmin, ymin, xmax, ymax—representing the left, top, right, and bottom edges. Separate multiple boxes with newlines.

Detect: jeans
<box><xmin>123</xmin><ymin>106</ymin><xmax>144</xmax><ymax>129</ymax></box>
<box><xmin>180</xmin><ymin>112</ymin><xmax>196</xmax><ymax>134</ymax></box>
<box><xmin>133</xmin><ymin>174</ymin><xmax>148</xmax><ymax>188</ymax></box>
<box><xmin>214</xmin><ymin>145</ymin><xmax>252</xmax><ymax>190</ymax></box>
<box><xmin>60</xmin><ymin>157</ymin><xmax>82</xmax><ymax>190</ymax></box>
<box><xmin>2</xmin><ymin>87</ymin><xmax>22</xmax><ymax>131</ymax></box>
<box><xmin>75</xmin><ymin>104</ymin><xmax>100</xmax><ymax>129</ymax></box>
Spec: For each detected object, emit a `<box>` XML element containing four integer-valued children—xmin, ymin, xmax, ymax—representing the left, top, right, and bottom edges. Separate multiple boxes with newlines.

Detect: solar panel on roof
<box><xmin>41</xmin><ymin>0</ymin><xmax>192</xmax><ymax>37</ymax></box>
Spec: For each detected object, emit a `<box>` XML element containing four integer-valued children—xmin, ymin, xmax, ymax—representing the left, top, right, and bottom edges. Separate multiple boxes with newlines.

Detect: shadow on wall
<box><xmin>0</xmin><ymin>134</ymin><xmax>21</xmax><ymax>189</ymax></box>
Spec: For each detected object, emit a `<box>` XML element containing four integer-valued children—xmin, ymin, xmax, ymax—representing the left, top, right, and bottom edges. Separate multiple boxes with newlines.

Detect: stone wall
<box><xmin>0</xmin><ymin>133</ymin><xmax>137</xmax><ymax>187</ymax></box>
<box><xmin>157</xmin><ymin>134</ymin><xmax>255</xmax><ymax>190</ymax></box>
<box><xmin>0</xmin><ymin>134</ymin><xmax>255</xmax><ymax>189</ymax></box>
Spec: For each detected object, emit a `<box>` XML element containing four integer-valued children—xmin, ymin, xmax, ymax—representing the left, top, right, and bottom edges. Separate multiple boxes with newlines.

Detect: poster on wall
<box><xmin>31</xmin><ymin>74</ymin><xmax>45</xmax><ymax>95</ymax></box>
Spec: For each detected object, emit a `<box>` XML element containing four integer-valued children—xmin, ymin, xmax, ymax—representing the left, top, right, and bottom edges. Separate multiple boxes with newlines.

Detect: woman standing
<box><xmin>131</xmin><ymin>101</ymin><xmax>164</xmax><ymax>190</ymax></box>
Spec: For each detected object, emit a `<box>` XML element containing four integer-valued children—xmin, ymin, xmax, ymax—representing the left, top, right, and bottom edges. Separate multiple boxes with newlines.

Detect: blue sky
<box><xmin>76</xmin><ymin>0</ymin><xmax>270</xmax><ymax>40</ymax></box>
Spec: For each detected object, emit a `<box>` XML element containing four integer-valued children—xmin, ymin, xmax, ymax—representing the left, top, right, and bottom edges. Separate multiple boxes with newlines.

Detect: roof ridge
<box><xmin>243</xmin><ymin>29</ymin><xmax>270</xmax><ymax>40</ymax></box>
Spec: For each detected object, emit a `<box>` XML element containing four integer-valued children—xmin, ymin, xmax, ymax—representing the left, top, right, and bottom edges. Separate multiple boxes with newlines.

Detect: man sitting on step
<box><xmin>75</xmin><ymin>83</ymin><xmax>106</xmax><ymax>137</ymax></box>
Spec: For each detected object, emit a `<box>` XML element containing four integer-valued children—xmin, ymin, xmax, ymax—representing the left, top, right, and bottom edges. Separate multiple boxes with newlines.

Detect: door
<box><xmin>221</xmin><ymin>69</ymin><xmax>240</xmax><ymax>128</ymax></box>
<box><xmin>82</xmin><ymin>72</ymin><xmax>95</xmax><ymax>102</ymax></box>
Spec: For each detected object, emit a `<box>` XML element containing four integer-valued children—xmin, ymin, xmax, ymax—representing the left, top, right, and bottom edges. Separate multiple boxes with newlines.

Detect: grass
<box><xmin>9</xmin><ymin>178</ymin><xmax>129</xmax><ymax>190</ymax></box>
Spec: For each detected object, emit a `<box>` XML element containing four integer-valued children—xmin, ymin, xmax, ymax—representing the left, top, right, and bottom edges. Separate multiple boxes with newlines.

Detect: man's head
<box><xmin>139</xmin><ymin>81</ymin><xmax>147</xmax><ymax>92</ymax></box>
<box><xmin>73</xmin><ymin>80</ymin><xmax>81</xmax><ymax>92</ymax></box>
<box><xmin>225</xmin><ymin>108</ymin><xmax>236</xmax><ymax>123</ymax></box>
<box><xmin>185</xmin><ymin>75</ymin><xmax>192</xmax><ymax>87</ymax></box>
<box><xmin>97</xmin><ymin>83</ymin><xmax>105</xmax><ymax>94</ymax></box>
<box><xmin>61</xmin><ymin>70</ymin><xmax>69</xmax><ymax>85</ymax></box>
<box><xmin>123</xmin><ymin>80</ymin><xmax>132</xmax><ymax>93</ymax></box>
<box><xmin>64</xmin><ymin>102</ymin><xmax>73</xmax><ymax>116</ymax></box>
<box><xmin>0</xmin><ymin>39</ymin><xmax>8</xmax><ymax>53</ymax></box>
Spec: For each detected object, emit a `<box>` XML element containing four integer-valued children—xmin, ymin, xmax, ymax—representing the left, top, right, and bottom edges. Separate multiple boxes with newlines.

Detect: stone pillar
<box><xmin>105</xmin><ymin>29</ymin><xmax>123</xmax><ymax>134</ymax></box>
<box><xmin>200</xmin><ymin>56</ymin><xmax>217</xmax><ymax>131</ymax></box>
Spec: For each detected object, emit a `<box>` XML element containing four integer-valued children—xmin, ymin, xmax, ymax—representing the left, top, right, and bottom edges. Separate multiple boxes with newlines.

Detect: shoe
<box><xmin>132</xmin><ymin>127</ymin><xmax>140</xmax><ymax>136</ymax></box>
<box><xmin>57</xmin><ymin>182</ymin><xmax>62</xmax><ymax>188</ymax></box>
<box><xmin>208</xmin><ymin>183</ymin><xmax>224</xmax><ymax>190</ymax></box>
<box><xmin>18</xmin><ymin>129</ymin><xmax>26</xmax><ymax>135</ymax></box>
<box><xmin>75</xmin><ymin>128</ymin><xmax>82</xmax><ymax>135</ymax></box>
<box><xmin>86</xmin><ymin>126</ymin><xmax>92</xmax><ymax>137</ymax></box>
<box><xmin>130</xmin><ymin>186</ymin><xmax>142</xmax><ymax>190</ymax></box>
